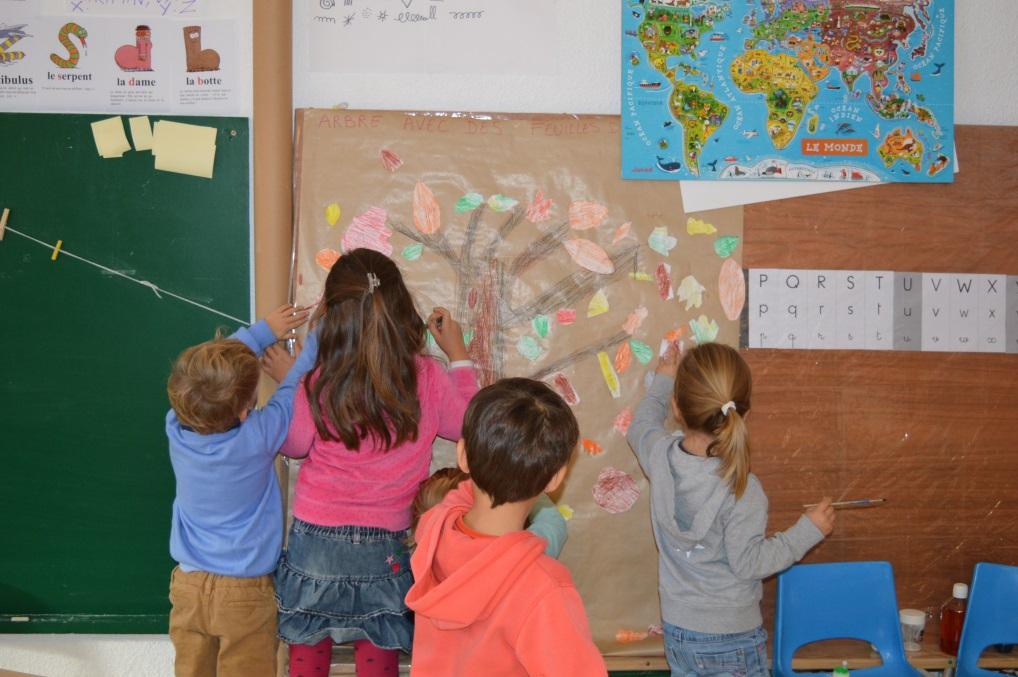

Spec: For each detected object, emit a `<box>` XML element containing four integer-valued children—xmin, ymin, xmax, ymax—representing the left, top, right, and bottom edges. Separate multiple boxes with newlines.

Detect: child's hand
<box><xmin>428</xmin><ymin>307</ymin><xmax>470</xmax><ymax>362</ymax></box>
<box><xmin>265</xmin><ymin>304</ymin><xmax>310</xmax><ymax>340</ymax></box>
<box><xmin>262</xmin><ymin>341</ymin><xmax>299</xmax><ymax>383</ymax></box>
<box><xmin>656</xmin><ymin>341</ymin><xmax>681</xmax><ymax>376</ymax></box>
<box><xmin>805</xmin><ymin>497</ymin><xmax>836</xmax><ymax>536</ymax></box>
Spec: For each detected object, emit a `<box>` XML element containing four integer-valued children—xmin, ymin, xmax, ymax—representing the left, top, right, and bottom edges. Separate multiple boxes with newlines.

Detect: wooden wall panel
<box><xmin>744</xmin><ymin>125</ymin><xmax>1018</xmax><ymax>621</ymax></box>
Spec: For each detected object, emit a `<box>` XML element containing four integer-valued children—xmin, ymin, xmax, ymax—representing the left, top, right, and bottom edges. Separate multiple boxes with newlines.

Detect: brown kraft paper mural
<box><xmin>291</xmin><ymin>109</ymin><xmax>744</xmax><ymax>654</ymax></box>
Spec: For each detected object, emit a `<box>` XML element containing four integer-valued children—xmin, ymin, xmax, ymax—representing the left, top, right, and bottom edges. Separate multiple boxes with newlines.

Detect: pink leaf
<box><xmin>526</xmin><ymin>190</ymin><xmax>554</xmax><ymax>223</ymax></box>
<box><xmin>342</xmin><ymin>206</ymin><xmax>392</xmax><ymax>256</ymax></box>
<box><xmin>613</xmin><ymin>408</ymin><xmax>633</xmax><ymax>435</ymax></box>
<box><xmin>622</xmin><ymin>306</ymin><xmax>648</xmax><ymax>335</ymax></box>
<box><xmin>563</xmin><ymin>238</ymin><xmax>615</xmax><ymax>274</ymax></box>
<box><xmin>379</xmin><ymin>148</ymin><xmax>403</xmax><ymax>172</ymax></box>
<box><xmin>556</xmin><ymin>308</ymin><xmax>577</xmax><ymax>325</ymax></box>
<box><xmin>549</xmin><ymin>372</ymin><xmax>580</xmax><ymax>406</ymax></box>
<box><xmin>413</xmin><ymin>181</ymin><xmax>441</xmax><ymax>234</ymax></box>
<box><xmin>592</xmin><ymin>467</ymin><xmax>640</xmax><ymax>514</ymax></box>
<box><xmin>568</xmin><ymin>201</ymin><xmax>608</xmax><ymax>230</ymax></box>
<box><xmin>656</xmin><ymin>263</ymin><xmax>673</xmax><ymax>301</ymax></box>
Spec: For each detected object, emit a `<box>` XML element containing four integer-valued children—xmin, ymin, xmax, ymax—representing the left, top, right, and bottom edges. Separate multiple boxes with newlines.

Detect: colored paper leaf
<box><xmin>719</xmin><ymin>257</ymin><xmax>746</xmax><ymax>321</ymax></box>
<box><xmin>564</xmin><ymin>238</ymin><xmax>615</xmax><ymax>274</ymax></box>
<box><xmin>687</xmin><ymin>217</ymin><xmax>717</xmax><ymax>235</ymax></box>
<box><xmin>487</xmin><ymin>194</ymin><xmax>518</xmax><ymax>212</ymax></box>
<box><xmin>582</xmin><ymin>438</ymin><xmax>604</xmax><ymax>456</ymax></box>
<box><xmin>533</xmin><ymin>314</ymin><xmax>550</xmax><ymax>338</ymax></box>
<box><xmin>526</xmin><ymin>190</ymin><xmax>553</xmax><ymax>223</ymax></box>
<box><xmin>612</xmin><ymin>221</ymin><xmax>632</xmax><ymax>245</ymax></box>
<box><xmin>614</xmin><ymin>341</ymin><xmax>633</xmax><ymax>374</ymax></box>
<box><xmin>325</xmin><ymin>202</ymin><xmax>341</xmax><ymax>227</ymax></box>
<box><xmin>413</xmin><ymin>181</ymin><xmax>441</xmax><ymax>234</ymax></box>
<box><xmin>587</xmin><ymin>289</ymin><xmax>609</xmax><ymax>317</ymax></box>
<box><xmin>648</xmin><ymin>226</ymin><xmax>678</xmax><ymax>255</ymax></box>
<box><xmin>517</xmin><ymin>335</ymin><xmax>544</xmax><ymax>362</ymax></box>
<box><xmin>568</xmin><ymin>201</ymin><xmax>608</xmax><ymax>230</ymax></box>
<box><xmin>689</xmin><ymin>315</ymin><xmax>720</xmax><ymax>344</ymax></box>
<box><xmin>630</xmin><ymin>339</ymin><xmax>653</xmax><ymax>365</ymax></box>
<box><xmin>677</xmin><ymin>275</ymin><xmax>706</xmax><ymax>310</ymax></box>
<box><xmin>597</xmin><ymin>351</ymin><xmax>621</xmax><ymax>398</ymax></box>
<box><xmin>622</xmin><ymin>306</ymin><xmax>648</xmax><ymax>335</ymax></box>
<box><xmin>714</xmin><ymin>235</ymin><xmax>740</xmax><ymax>258</ymax></box>
<box><xmin>379</xmin><ymin>148</ymin><xmax>403</xmax><ymax>172</ymax></box>
<box><xmin>342</xmin><ymin>206</ymin><xmax>392</xmax><ymax>256</ymax></box>
<box><xmin>315</xmin><ymin>248</ymin><xmax>340</xmax><ymax>271</ymax></box>
<box><xmin>402</xmin><ymin>243</ymin><xmax>424</xmax><ymax>261</ymax></box>
<box><xmin>455</xmin><ymin>192</ymin><xmax>484</xmax><ymax>213</ymax></box>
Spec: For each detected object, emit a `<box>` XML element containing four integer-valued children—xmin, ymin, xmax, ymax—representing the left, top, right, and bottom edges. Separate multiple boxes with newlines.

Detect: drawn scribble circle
<box><xmin>592</xmin><ymin>467</ymin><xmax>640</xmax><ymax>514</ymax></box>
<box><xmin>320</xmin><ymin>0</ymin><xmax>336</xmax><ymax>9</ymax></box>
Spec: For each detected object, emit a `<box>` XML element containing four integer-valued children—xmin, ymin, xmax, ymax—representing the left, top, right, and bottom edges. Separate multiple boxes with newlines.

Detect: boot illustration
<box><xmin>183</xmin><ymin>26</ymin><xmax>219</xmax><ymax>72</ymax></box>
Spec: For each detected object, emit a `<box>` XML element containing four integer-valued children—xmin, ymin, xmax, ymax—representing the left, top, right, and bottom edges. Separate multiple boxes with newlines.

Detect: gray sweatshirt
<box><xmin>626</xmin><ymin>373</ymin><xmax>824</xmax><ymax>634</ymax></box>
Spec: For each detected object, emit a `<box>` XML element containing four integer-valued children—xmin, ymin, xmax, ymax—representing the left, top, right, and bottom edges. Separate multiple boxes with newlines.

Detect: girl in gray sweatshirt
<box><xmin>626</xmin><ymin>342</ymin><xmax>835</xmax><ymax>677</ymax></box>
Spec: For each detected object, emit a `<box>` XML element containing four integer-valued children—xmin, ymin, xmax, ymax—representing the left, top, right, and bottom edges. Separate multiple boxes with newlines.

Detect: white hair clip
<box><xmin>721</xmin><ymin>401</ymin><xmax>736</xmax><ymax>417</ymax></box>
<box><xmin>366</xmin><ymin>272</ymin><xmax>381</xmax><ymax>293</ymax></box>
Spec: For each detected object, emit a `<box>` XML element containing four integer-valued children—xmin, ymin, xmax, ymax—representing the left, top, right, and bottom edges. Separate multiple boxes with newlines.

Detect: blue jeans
<box><xmin>663</xmin><ymin>622</ymin><xmax>770</xmax><ymax>677</ymax></box>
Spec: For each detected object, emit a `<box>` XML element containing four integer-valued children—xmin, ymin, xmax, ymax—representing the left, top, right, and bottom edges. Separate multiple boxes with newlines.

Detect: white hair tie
<box><xmin>721</xmin><ymin>401</ymin><xmax>736</xmax><ymax>417</ymax></box>
<box><xmin>366</xmin><ymin>272</ymin><xmax>381</xmax><ymax>293</ymax></box>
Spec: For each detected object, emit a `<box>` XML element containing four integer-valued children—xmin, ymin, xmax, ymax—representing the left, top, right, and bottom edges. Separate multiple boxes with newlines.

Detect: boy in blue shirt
<box><xmin>165</xmin><ymin>304</ymin><xmax>314</xmax><ymax>677</ymax></box>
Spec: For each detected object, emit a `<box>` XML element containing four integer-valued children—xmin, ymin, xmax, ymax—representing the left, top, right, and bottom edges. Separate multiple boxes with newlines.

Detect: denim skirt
<box><xmin>274</xmin><ymin>519</ymin><xmax>413</xmax><ymax>651</ymax></box>
<box><xmin>663</xmin><ymin>622</ymin><xmax>770</xmax><ymax>677</ymax></box>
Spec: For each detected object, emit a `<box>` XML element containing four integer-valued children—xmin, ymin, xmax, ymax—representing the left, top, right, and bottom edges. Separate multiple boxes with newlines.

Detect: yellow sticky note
<box><xmin>129</xmin><ymin>116</ymin><xmax>154</xmax><ymax>152</ymax></box>
<box><xmin>90</xmin><ymin>116</ymin><xmax>132</xmax><ymax>158</ymax></box>
<box><xmin>152</xmin><ymin>120</ymin><xmax>217</xmax><ymax>179</ymax></box>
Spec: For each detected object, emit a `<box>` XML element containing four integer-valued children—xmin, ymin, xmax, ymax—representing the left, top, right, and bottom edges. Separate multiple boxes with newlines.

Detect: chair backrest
<box><xmin>956</xmin><ymin>562</ymin><xmax>1018</xmax><ymax>677</ymax></box>
<box><xmin>774</xmin><ymin>562</ymin><xmax>915</xmax><ymax>677</ymax></box>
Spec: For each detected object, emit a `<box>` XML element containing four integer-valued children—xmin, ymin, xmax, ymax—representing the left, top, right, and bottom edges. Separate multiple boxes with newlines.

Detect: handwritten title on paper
<box><xmin>748</xmin><ymin>269</ymin><xmax>1018</xmax><ymax>354</ymax></box>
<box><xmin>46</xmin><ymin>0</ymin><xmax>204</xmax><ymax>16</ymax></box>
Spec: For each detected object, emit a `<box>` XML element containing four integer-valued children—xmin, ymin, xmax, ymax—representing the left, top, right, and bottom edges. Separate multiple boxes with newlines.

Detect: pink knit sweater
<box><xmin>281</xmin><ymin>357</ymin><xmax>479</xmax><ymax>531</ymax></box>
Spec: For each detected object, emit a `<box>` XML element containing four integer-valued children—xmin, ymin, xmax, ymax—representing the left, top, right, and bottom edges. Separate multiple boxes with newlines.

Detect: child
<box><xmin>626</xmin><ymin>342</ymin><xmax>835</xmax><ymax>677</ymax></box>
<box><xmin>274</xmin><ymin>248</ymin><xmax>479</xmax><ymax>677</ymax></box>
<box><xmin>411</xmin><ymin>466</ymin><xmax>568</xmax><ymax>558</ymax></box>
<box><xmin>406</xmin><ymin>378</ymin><xmax>607</xmax><ymax>677</ymax></box>
<box><xmin>166</xmin><ymin>304</ymin><xmax>311</xmax><ymax>677</ymax></box>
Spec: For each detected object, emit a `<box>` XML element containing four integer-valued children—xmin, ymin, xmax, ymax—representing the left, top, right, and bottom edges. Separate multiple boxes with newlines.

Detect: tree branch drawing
<box><xmin>389</xmin><ymin>188</ymin><xmax>640</xmax><ymax>388</ymax></box>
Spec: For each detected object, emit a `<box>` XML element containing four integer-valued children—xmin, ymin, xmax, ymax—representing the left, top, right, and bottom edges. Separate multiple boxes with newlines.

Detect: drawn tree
<box><xmin>385</xmin><ymin>184</ymin><xmax>640</xmax><ymax>388</ymax></box>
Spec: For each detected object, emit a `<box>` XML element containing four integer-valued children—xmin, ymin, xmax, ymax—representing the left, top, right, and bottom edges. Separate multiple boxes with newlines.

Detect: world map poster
<box><xmin>621</xmin><ymin>0</ymin><xmax>954</xmax><ymax>183</ymax></box>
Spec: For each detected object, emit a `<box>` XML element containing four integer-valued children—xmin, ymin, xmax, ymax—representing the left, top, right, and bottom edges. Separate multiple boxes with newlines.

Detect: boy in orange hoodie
<box><xmin>405</xmin><ymin>378</ymin><xmax>607</xmax><ymax>676</ymax></box>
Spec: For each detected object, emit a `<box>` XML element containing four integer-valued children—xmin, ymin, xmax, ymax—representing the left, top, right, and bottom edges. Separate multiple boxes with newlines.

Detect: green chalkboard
<box><xmin>0</xmin><ymin>112</ymin><xmax>250</xmax><ymax>633</ymax></box>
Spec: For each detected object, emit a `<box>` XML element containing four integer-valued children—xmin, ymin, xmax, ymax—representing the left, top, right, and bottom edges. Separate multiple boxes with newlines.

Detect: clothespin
<box><xmin>51</xmin><ymin>239</ymin><xmax>63</xmax><ymax>261</ymax></box>
<box><xmin>0</xmin><ymin>208</ymin><xmax>8</xmax><ymax>241</ymax></box>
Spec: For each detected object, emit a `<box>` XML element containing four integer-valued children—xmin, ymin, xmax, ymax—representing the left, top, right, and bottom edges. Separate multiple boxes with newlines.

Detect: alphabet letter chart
<box><xmin>748</xmin><ymin>270</ymin><xmax>1018</xmax><ymax>353</ymax></box>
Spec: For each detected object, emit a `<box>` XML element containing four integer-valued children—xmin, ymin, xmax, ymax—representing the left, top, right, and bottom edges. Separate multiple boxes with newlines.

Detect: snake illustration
<box><xmin>0</xmin><ymin>24</ymin><xmax>30</xmax><ymax>65</ymax></box>
<box><xmin>50</xmin><ymin>22</ymin><xmax>87</xmax><ymax>68</ymax></box>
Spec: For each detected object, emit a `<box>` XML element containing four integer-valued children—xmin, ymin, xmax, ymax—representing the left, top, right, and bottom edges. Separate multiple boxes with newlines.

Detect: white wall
<box><xmin>2</xmin><ymin>1</ymin><xmax>1016</xmax><ymax>676</ymax></box>
<box><xmin>294</xmin><ymin>0</ymin><xmax>1018</xmax><ymax>125</ymax></box>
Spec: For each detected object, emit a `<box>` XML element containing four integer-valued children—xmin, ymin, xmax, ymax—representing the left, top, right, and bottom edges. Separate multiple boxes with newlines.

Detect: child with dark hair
<box><xmin>274</xmin><ymin>248</ymin><xmax>478</xmax><ymax>677</ymax></box>
<box><xmin>410</xmin><ymin>466</ymin><xmax>568</xmax><ymax>558</ymax></box>
<box><xmin>406</xmin><ymin>378</ymin><xmax>606</xmax><ymax>676</ymax></box>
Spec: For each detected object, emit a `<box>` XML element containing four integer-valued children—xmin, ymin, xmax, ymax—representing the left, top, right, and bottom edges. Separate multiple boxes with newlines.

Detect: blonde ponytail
<box><xmin>673</xmin><ymin>343</ymin><xmax>753</xmax><ymax>498</ymax></box>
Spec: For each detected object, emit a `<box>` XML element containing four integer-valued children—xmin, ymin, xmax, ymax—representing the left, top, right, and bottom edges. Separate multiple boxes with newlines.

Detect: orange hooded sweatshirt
<box><xmin>405</xmin><ymin>480</ymin><xmax>607</xmax><ymax>676</ymax></box>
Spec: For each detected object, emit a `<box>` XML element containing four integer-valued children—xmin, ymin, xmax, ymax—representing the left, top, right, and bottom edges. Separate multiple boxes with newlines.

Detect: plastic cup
<box><xmin>900</xmin><ymin>608</ymin><xmax>926</xmax><ymax>652</ymax></box>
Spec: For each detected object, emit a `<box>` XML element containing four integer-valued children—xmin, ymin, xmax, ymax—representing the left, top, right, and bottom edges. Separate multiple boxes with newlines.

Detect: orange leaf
<box><xmin>315</xmin><ymin>249</ymin><xmax>340</xmax><ymax>271</ymax></box>
<box><xmin>614</xmin><ymin>342</ymin><xmax>632</xmax><ymax>374</ymax></box>
<box><xmin>413</xmin><ymin>181</ymin><xmax>441</xmax><ymax>234</ymax></box>
<box><xmin>582</xmin><ymin>438</ymin><xmax>604</xmax><ymax>456</ymax></box>
<box><xmin>719</xmin><ymin>257</ymin><xmax>746</xmax><ymax>321</ymax></box>
<box><xmin>568</xmin><ymin>201</ymin><xmax>608</xmax><ymax>230</ymax></box>
<box><xmin>563</xmin><ymin>238</ymin><xmax>614</xmax><ymax>274</ymax></box>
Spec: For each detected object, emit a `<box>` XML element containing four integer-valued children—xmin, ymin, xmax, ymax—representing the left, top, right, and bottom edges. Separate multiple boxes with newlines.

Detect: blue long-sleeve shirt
<box><xmin>167</xmin><ymin>323</ymin><xmax>318</xmax><ymax>577</ymax></box>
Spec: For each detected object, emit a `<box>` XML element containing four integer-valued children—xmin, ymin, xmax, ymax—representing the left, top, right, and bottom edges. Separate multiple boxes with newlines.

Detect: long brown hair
<box><xmin>673</xmin><ymin>343</ymin><xmax>752</xmax><ymax>498</ymax></box>
<box><xmin>306</xmin><ymin>248</ymin><xmax>426</xmax><ymax>450</ymax></box>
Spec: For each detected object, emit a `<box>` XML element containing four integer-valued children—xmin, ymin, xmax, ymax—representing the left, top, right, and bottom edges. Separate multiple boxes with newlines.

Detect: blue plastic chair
<box><xmin>774</xmin><ymin>561</ymin><xmax>920</xmax><ymax>677</ymax></box>
<box><xmin>956</xmin><ymin>562</ymin><xmax>1018</xmax><ymax>677</ymax></box>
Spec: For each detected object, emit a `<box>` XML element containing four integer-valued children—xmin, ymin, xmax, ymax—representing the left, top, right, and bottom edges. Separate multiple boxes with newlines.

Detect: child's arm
<box><xmin>248</xmin><ymin>330</ymin><xmax>320</xmax><ymax>456</ymax></box>
<box><xmin>516</xmin><ymin>588</ymin><xmax>608</xmax><ymax>676</ymax></box>
<box><xmin>527</xmin><ymin>494</ymin><xmax>567</xmax><ymax>559</ymax></box>
<box><xmin>626</xmin><ymin>342</ymin><xmax>681</xmax><ymax>467</ymax></box>
<box><xmin>426</xmin><ymin>307</ymin><xmax>480</xmax><ymax>440</ymax></box>
<box><xmin>722</xmin><ymin>477</ymin><xmax>826</xmax><ymax>581</ymax></box>
<box><xmin>231</xmin><ymin>304</ymin><xmax>309</xmax><ymax>356</ymax></box>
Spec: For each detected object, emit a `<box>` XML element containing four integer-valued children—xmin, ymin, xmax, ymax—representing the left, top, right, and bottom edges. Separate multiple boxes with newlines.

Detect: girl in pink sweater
<box><xmin>275</xmin><ymin>248</ymin><xmax>478</xmax><ymax>677</ymax></box>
